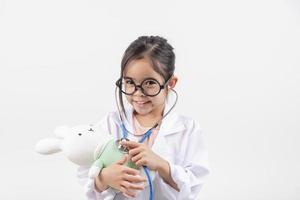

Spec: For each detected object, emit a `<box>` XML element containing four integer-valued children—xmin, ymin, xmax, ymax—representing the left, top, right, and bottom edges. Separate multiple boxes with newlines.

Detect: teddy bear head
<box><xmin>35</xmin><ymin>124</ymin><xmax>111</xmax><ymax>166</ymax></box>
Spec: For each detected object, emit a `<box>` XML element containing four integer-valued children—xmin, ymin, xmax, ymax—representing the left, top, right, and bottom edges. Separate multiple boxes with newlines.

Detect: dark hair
<box><xmin>118</xmin><ymin>35</ymin><xmax>176</xmax><ymax>119</ymax></box>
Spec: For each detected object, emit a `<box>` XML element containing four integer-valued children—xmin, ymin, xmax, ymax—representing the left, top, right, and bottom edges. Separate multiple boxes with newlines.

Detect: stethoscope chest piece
<box><xmin>116</xmin><ymin>138</ymin><xmax>130</xmax><ymax>154</ymax></box>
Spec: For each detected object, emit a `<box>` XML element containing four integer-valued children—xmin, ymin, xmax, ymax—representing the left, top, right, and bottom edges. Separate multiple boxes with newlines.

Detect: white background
<box><xmin>0</xmin><ymin>0</ymin><xmax>300</xmax><ymax>199</ymax></box>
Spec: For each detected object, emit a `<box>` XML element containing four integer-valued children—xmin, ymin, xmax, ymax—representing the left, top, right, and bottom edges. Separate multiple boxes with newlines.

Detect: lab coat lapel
<box><xmin>151</xmin><ymin>104</ymin><xmax>185</xmax><ymax>157</ymax></box>
<box><xmin>158</xmin><ymin>101</ymin><xmax>186</xmax><ymax>136</ymax></box>
<box><xmin>122</xmin><ymin>106</ymin><xmax>135</xmax><ymax>135</ymax></box>
<box><xmin>159</xmin><ymin>110</ymin><xmax>185</xmax><ymax>136</ymax></box>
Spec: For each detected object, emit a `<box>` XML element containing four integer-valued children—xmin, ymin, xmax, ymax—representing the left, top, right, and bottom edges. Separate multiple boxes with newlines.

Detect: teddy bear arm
<box><xmin>88</xmin><ymin>159</ymin><xmax>104</xmax><ymax>179</ymax></box>
<box><xmin>93</xmin><ymin>158</ymin><xmax>104</xmax><ymax>169</ymax></box>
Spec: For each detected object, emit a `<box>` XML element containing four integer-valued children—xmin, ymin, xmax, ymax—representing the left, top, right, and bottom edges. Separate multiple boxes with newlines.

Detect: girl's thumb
<box><xmin>116</xmin><ymin>155</ymin><xmax>128</xmax><ymax>165</ymax></box>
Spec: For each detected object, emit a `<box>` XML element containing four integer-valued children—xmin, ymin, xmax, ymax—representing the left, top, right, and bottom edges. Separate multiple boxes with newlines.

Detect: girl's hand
<box><xmin>97</xmin><ymin>155</ymin><xmax>147</xmax><ymax>198</ymax></box>
<box><xmin>121</xmin><ymin>140</ymin><xmax>165</xmax><ymax>171</ymax></box>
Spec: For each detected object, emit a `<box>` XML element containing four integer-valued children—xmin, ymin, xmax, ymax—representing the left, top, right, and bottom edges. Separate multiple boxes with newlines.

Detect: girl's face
<box><xmin>123</xmin><ymin>58</ymin><xmax>172</xmax><ymax>117</ymax></box>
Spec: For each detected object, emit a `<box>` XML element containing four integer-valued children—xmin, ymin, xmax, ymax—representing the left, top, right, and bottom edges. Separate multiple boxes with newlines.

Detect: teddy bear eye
<box><xmin>78</xmin><ymin>133</ymin><xmax>82</xmax><ymax>136</ymax></box>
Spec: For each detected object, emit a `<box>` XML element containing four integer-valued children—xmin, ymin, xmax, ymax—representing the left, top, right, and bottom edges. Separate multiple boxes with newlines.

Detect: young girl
<box><xmin>77</xmin><ymin>36</ymin><xmax>210</xmax><ymax>200</ymax></box>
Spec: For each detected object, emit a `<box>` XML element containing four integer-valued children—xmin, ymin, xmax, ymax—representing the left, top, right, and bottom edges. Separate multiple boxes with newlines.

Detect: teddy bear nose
<box><xmin>88</xmin><ymin>128</ymin><xmax>94</xmax><ymax>132</ymax></box>
<box><xmin>78</xmin><ymin>133</ymin><xmax>82</xmax><ymax>136</ymax></box>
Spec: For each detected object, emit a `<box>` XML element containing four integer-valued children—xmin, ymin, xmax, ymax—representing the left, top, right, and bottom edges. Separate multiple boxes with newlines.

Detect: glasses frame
<box><xmin>115</xmin><ymin>76</ymin><xmax>172</xmax><ymax>97</ymax></box>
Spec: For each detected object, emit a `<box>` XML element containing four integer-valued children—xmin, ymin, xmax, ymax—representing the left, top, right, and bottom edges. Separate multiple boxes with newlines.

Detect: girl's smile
<box><xmin>133</xmin><ymin>100</ymin><xmax>151</xmax><ymax>107</ymax></box>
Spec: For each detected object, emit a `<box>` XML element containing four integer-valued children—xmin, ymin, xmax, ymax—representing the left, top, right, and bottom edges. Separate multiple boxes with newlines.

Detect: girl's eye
<box><xmin>144</xmin><ymin>80</ymin><xmax>156</xmax><ymax>85</ymax></box>
<box><xmin>125</xmin><ymin>79</ymin><xmax>134</xmax><ymax>84</ymax></box>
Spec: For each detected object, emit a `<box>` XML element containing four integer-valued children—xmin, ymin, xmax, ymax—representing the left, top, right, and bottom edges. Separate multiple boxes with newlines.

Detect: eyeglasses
<box><xmin>115</xmin><ymin>76</ymin><xmax>171</xmax><ymax>97</ymax></box>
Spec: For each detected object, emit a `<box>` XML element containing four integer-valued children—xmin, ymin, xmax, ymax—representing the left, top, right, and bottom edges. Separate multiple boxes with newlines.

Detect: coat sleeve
<box><xmin>157</xmin><ymin>120</ymin><xmax>211</xmax><ymax>200</ymax></box>
<box><xmin>77</xmin><ymin>166</ymin><xmax>116</xmax><ymax>200</ymax></box>
<box><xmin>76</xmin><ymin>112</ymin><xmax>119</xmax><ymax>200</ymax></box>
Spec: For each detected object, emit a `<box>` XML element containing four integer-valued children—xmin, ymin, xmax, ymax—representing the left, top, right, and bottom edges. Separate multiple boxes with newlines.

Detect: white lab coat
<box><xmin>77</xmin><ymin>103</ymin><xmax>210</xmax><ymax>200</ymax></box>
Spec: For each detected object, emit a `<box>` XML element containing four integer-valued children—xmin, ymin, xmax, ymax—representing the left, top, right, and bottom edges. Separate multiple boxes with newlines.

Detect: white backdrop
<box><xmin>0</xmin><ymin>0</ymin><xmax>299</xmax><ymax>199</ymax></box>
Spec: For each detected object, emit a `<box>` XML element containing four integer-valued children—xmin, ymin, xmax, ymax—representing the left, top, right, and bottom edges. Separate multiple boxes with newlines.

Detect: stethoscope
<box><xmin>114</xmin><ymin>84</ymin><xmax>178</xmax><ymax>200</ymax></box>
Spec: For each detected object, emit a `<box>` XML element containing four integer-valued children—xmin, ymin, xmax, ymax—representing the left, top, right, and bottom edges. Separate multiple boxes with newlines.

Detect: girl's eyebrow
<box><xmin>123</xmin><ymin>76</ymin><xmax>135</xmax><ymax>80</ymax></box>
<box><xmin>123</xmin><ymin>76</ymin><xmax>157</xmax><ymax>81</ymax></box>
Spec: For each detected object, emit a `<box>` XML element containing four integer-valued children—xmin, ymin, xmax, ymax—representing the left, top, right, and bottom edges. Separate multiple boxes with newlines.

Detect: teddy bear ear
<box><xmin>54</xmin><ymin>125</ymin><xmax>70</xmax><ymax>138</ymax></box>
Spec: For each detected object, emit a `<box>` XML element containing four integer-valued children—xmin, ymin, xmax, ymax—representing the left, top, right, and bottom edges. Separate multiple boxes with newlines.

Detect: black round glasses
<box><xmin>115</xmin><ymin>76</ymin><xmax>172</xmax><ymax>97</ymax></box>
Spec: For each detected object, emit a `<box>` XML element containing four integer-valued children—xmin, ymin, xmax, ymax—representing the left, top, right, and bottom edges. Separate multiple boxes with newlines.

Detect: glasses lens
<box><xmin>121</xmin><ymin>78</ymin><xmax>136</xmax><ymax>94</ymax></box>
<box><xmin>141</xmin><ymin>79</ymin><xmax>161</xmax><ymax>96</ymax></box>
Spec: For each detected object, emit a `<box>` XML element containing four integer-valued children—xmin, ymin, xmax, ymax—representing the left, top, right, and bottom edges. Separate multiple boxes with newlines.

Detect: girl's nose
<box><xmin>134</xmin><ymin>86</ymin><xmax>146</xmax><ymax>96</ymax></box>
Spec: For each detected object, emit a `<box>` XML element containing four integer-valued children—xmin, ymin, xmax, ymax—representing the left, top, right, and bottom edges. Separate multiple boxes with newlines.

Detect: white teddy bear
<box><xmin>35</xmin><ymin>124</ymin><xmax>153</xmax><ymax>200</ymax></box>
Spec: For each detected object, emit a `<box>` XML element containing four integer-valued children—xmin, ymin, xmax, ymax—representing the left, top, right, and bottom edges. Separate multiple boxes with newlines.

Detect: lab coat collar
<box><xmin>121</xmin><ymin>102</ymin><xmax>186</xmax><ymax>136</ymax></box>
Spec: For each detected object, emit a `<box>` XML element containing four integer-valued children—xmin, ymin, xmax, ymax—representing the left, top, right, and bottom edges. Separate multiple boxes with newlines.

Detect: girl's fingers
<box><xmin>135</xmin><ymin>158</ymin><xmax>147</xmax><ymax>167</ymax></box>
<box><xmin>123</xmin><ymin>174</ymin><xmax>147</xmax><ymax>183</ymax></box>
<box><xmin>129</xmin><ymin>183</ymin><xmax>145</xmax><ymax>190</ymax></box>
<box><xmin>115</xmin><ymin>155</ymin><xmax>128</xmax><ymax>165</ymax></box>
<box><xmin>119</xmin><ymin>186</ymin><xmax>127</xmax><ymax>194</ymax></box>
<box><xmin>131</xmin><ymin>153</ymin><xmax>143</xmax><ymax>163</ymax></box>
<box><xmin>128</xmin><ymin>147</ymin><xmax>143</xmax><ymax>157</ymax></box>
<box><xmin>123</xmin><ymin>191</ymin><xmax>137</xmax><ymax>199</ymax></box>
<box><xmin>122</xmin><ymin>166</ymin><xmax>140</xmax><ymax>176</ymax></box>
<box><xmin>121</xmin><ymin>140</ymin><xmax>141</xmax><ymax>148</ymax></box>
<box><xmin>123</xmin><ymin>192</ymin><xmax>133</xmax><ymax>199</ymax></box>
<box><xmin>121</xmin><ymin>180</ymin><xmax>145</xmax><ymax>190</ymax></box>
<box><xmin>119</xmin><ymin>186</ymin><xmax>136</xmax><ymax>198</ymax></box>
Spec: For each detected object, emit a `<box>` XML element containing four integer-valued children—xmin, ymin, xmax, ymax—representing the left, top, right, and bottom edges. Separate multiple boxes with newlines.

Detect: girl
<box><xmin>77</xmin><ymin>36</ymin><xmax>210</xmax><ymax>200</ymax></box>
